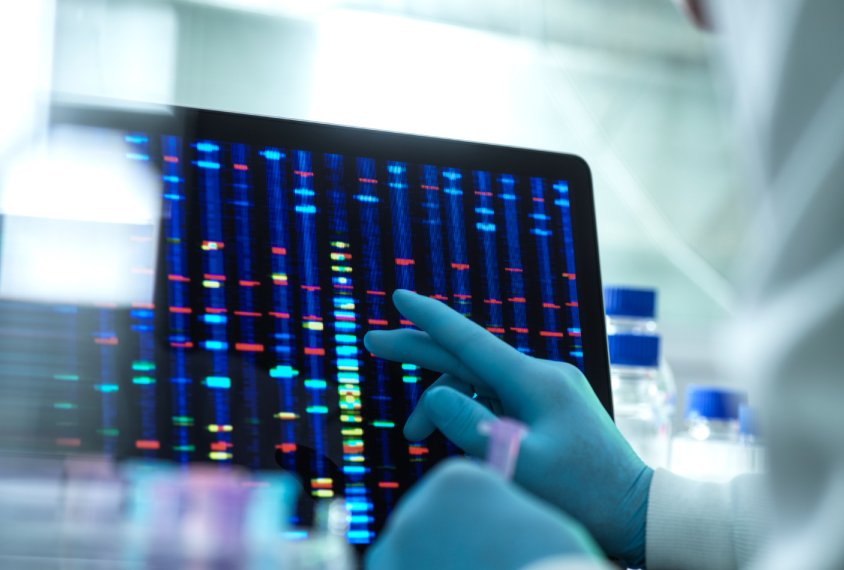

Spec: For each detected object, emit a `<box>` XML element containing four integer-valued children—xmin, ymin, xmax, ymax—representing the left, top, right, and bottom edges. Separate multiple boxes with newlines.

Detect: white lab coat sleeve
<box><xmin>519</xmin><ymin>555</ymin><xmax>618</xmax><ymax>570</ymax></box>
<box><xmin>645</xmin><ymin>468</ymin><xmax>772</xmax><ymax>570</ymax></box>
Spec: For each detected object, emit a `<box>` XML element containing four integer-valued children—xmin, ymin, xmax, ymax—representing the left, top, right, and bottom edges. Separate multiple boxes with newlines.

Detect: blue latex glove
<box><xmin>364</xmin><ymin>290</ymin><xmax>653</xmax><ymax>568</ymax></box>
<box><xmin>366</xmin><ymin>459</ymin><xmax>602</xmax><ymax>570</ymax></box>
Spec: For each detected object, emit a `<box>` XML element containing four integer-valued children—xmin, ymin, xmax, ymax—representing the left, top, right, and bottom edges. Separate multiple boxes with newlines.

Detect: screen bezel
<box><xmin>49</xmin><ymin>102</ymin><xmax>613</xmax><ymax>418</ymax></box>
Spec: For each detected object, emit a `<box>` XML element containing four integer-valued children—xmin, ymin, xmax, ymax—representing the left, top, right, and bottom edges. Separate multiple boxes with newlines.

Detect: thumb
<box><xmin>404</xmin><ymin>374</ymin><xmax>476</xmax><ymax>441</ymax></box>
<box><xmin>424</xmin><ymin>386</ymin><xmax>497</xmax><ymax>457</ymax></box>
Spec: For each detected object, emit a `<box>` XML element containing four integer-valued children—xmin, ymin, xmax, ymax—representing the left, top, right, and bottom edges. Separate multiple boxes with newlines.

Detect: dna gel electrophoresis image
<box><xmin>0</xmin><ymin>132</ymin><xmax>584</xmax><ymax>544</ymax></box>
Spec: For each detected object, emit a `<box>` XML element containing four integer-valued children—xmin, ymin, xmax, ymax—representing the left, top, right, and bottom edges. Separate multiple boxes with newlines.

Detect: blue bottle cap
<box><xmin>738</xmin><ymin>403</ymin><xmax>762</xmax><ymax>437</ymax></box>
<box><xmin>685</xmin><ymin>386</ymin><xmax>747</xmax><ymax>421</ymax></box>
<box><xmin>607</xmin><ymin>333</ymin><xmax>659</xmax><ymax>367</ymax></box>
<box><xmin>604</xmin><ymin>287</ymin><xmax>657</xmax><ymax>318</ymax></box>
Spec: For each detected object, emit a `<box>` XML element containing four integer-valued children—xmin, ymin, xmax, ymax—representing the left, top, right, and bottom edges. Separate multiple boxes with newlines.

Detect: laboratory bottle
<box><xmin>737</xmin><ymin>403</ymin><xmax>766</xmax><ymax>474</ymax></box>
<box><xmin>670</xmin><ymin>386</ymin><xmax>748</xmax><ymax>482</ymax></box>
<box><xmin>605</xmin><ymin>286</ymin><xmax>673</xmax><ymax>469</ymax></box>
<box><xmin>604</xmin><ymin>287</ymin><xmax>677</xmax><ymax>426</ymax></box>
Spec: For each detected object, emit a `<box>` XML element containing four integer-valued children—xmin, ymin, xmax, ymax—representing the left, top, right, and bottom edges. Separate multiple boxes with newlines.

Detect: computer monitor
<box><xmin>0</xmin><ymin>103</ymin><xmax>611</xmax><ymax>545</ymax></box>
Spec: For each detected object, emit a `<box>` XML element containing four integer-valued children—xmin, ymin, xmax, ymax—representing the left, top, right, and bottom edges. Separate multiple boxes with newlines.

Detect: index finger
<box><xmin>364</xmin><ymin>329</ymin><xmax>484</xmax><ymax>386</ymax></box>
<box><xmin>392</xmin><ymin>289</ymin><xmax>527</xmax><ymax>400</ymax></box>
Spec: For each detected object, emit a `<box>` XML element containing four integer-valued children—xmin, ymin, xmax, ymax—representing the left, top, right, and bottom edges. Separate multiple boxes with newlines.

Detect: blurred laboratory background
<box><xmin>0</xmin><ymin>1</ymin><xmax>763</xmax><ymax>565</ymax></box>
<box><xmin>2</xmin><ymin>0</ymin><xmax>750</xmax><ymax>428</ymax></box>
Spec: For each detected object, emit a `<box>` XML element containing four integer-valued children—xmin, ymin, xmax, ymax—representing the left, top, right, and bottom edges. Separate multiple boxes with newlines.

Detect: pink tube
<box><xmin>479</xmin><ymin>418</ymin><xmax>529</xmax><ymax>480</ymax></box>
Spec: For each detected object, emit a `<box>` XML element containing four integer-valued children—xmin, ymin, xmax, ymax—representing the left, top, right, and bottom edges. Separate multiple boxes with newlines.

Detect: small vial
<box><xmin>478</xmin><ymin>418</ymin><xmax>529</xmax><ymax>480</ymax></box>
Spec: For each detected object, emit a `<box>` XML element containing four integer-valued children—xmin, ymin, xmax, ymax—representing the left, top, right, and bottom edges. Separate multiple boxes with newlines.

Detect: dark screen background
<box><xmin>0</xmin><ymin>130</ymin><xmax>583</xmax><ymax>545</ymax></box>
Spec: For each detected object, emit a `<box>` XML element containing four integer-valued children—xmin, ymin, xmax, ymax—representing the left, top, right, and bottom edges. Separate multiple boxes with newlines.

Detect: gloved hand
<box><xmin>366</xmin><ymin>459</ymin><xmax>603</xmax><ymax>570</ymax></box>
<box><xmin>364</xmin><ymin>290</ymin><xmax>653</xmax><ymax>568</ymax></box>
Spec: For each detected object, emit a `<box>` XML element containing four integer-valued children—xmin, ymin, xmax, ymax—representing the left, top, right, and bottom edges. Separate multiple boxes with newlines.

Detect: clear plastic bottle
<box><xmin>670</xmin><ymin>386</ymin><xmax>748</xmax><ymax>482</ymax></box>
<box><xmin>737</xmin><ymin>403</ymin><xmax>766</xmax><ymax>474</ymax></box>
<box><xmin>605</xmin><ymin>286</ymin><xmax>673</xmax><ymax>469</ymax></box>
